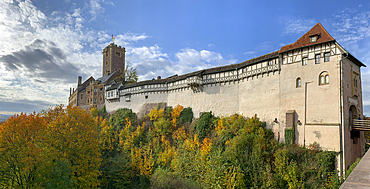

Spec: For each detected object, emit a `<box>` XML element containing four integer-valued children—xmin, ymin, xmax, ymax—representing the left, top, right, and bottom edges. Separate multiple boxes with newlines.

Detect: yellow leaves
<box><xmin>157</xmin><ymin>146</ymin><xmax>175</xmax><ymax>167</ymax></box>
<box><xmin>0</xmin><ymin>105</ymin><xmax>102</xmax><ymax>188</ymax></box>
<box><xmin>222</xmin><ymin>165</ymin><xmax>245</xmax><ymax>189</ymax></box>
<box><xmin>171</xmin><ymin>105</ymin><xmax>183</xmax><ymax>129</ymax></box>
<box><xmin>172</xmin><ymin>126</ymin><xmax>187</xmax><ymax>142</ymax></box>
<box><xmin>148</xmin><ymin>108</ymin><xmax>164</xmax><ymax>121</ymax></box>
<box><xmin>131</xmin><ymin>146</ymin><xmax>155</xmax><ymax>177</ymax></box>
<box><xmin>183</xmin><ymin>134</ymin><xmax>200</xmax><ymax>151</ymax></box>
<box><xmin>200</xmin><ymin>138</ymin><xmax>212</xmax><ymax>157</ymax></box>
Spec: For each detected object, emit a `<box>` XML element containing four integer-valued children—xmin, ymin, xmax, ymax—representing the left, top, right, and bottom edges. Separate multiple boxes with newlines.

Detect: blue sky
<box><xmin>1</xmin><ymin>0</ymin><xmax>370</xmax><ymax>116</ymax></box>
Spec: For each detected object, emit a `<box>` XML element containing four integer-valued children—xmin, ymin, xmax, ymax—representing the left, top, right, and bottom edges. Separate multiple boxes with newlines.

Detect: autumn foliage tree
<box><xmin>0</xmin><ymin>113</ymin><xmax>48</xmax><ymax>188</ymax></box>
<box><xmin>0</xmin><ymin>105</ymin><xmax>102</xmax><ymax>188</ymax></box>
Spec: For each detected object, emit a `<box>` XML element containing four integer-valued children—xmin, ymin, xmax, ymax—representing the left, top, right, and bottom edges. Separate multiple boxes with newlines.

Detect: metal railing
<box><xmin>352</xmin><ymin>119</ymin><xmax>370</xmax><ymax>131</ymax></box>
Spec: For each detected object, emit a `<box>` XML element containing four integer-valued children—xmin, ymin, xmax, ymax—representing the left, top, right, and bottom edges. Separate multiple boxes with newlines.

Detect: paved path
<box><xmin>340</xmin><ymin>149</ymin><xmax>370</xmax><ymax>188</ymax></box>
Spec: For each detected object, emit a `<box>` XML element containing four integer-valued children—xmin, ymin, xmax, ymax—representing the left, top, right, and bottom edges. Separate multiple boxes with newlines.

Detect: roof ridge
<box><xmin>279</xmin><ymin>23</ymin><xmax>335</xmax><ymax>53</ymax></box>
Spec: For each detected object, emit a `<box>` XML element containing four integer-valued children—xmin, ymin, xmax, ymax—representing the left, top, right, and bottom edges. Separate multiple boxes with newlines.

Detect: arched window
<box><xmin>296</xmin><ymin>78</ymin><xmax>301</xmax><ymax>88</ymax></box>
<box><xmin>325</xmin><ymin>75</ymin><xmax>329</xmax><ymax>84</ymax></box>
<box><xmin>319</xmin><ymin>72</ymin><xmax>329</xmax><ymax>85</ymax></box>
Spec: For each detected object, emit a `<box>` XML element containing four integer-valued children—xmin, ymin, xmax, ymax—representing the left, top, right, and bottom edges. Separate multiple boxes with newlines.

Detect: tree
<box><xmin>45</xmin><ymin>105</ymin><xmax>102</xmax><ymax>188</ymax></box>
<box><xmin>194</xmin><ymin>112</ymin><xmax>214</xmax><ymax>140</ymax></box>
<box><xmin>0</xmin><ymin>113</ymin><xmax>49</xmax><ymax>188</ymax></box>
<box><xmin>178</xmin><ymin>107</ymin><xmax>193</xmax><ymax>125</ymax></box>
<box><xmin>115</xmin><ymin>61</ymin><xmax>138</xmax><ymax>84</ymax></box>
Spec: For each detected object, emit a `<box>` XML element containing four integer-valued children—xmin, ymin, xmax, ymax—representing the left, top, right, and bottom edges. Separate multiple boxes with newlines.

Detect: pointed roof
<box><xmin>279</xmin><ymin>23</ymin><xmax>335</xmax><ymax>53</ymax></box>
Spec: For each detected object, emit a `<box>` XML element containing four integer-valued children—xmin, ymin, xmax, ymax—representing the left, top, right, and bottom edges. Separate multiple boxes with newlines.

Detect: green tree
<box><xmin>194</xmin><ymin>112</ymin><xmax>214</xmax><ymax>140</ymax></box>
<box><xmin>178</xmin><ymin>107</ymin><xmax>193</xmax><ymax>125</ymax></box>
<box><xmin>109</xmin><ymin>108</ymin><xmax>137</xmax><ymax>131</ymax></box>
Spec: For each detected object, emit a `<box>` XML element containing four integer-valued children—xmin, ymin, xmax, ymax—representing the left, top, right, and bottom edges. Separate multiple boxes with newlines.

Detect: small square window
<box><xmin>324</xmin><ymin>52</ymin><xmax>330</xmax><ymax>62</ymax></box>
<box><xmin>315</xmin><ymin>54</ymin><xmax>321</xmax><ymax>64</ymax></box>
<box><xmin>302</xmin><ymin>57</ymin><xmax>308</xmax><ymax>66</ymax></box>
<box><xmin>116</xmin><ymin>52</ymin><xmax>120</xmax><ymax>56</ymax></box>
<box><xmin>145</xmin><ymin>95</ymin><xmax>148</xmax><ymax>99</ymax></box>
<box><xmin>310</xmin><ymin>36</ymin><xmax>317</xmax><ymax>43</ymax></box>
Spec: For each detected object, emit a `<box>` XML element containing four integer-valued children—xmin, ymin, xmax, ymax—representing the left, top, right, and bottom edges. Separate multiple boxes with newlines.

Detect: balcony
<box><xmin>352</xmin><ymin>119</ymin><xmax>370</xmax><ymax>131</ymax></box>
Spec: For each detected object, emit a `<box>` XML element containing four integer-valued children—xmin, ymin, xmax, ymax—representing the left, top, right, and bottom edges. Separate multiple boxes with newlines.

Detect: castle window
<box><xmin>310</xmin><ymin>36</ymin><xmax>317</xmax><ymax>43</ymax></box>
<box><xmin>319</xmin><ymin>72</ymin><xmax>329</xmax><ymax>85</ymax></box>
<box><xmin>315</xmin><ymin>54</ymin><xmax>321</xmax><ymax>64</ymax></box>
<box><xmin>145</xmin><ymin>95</ymin><xmax>148</xmax><ymax>99</ymax></box>
<box><xmin>94</xmin><ymin>88</ymin><xmax>97</xmax><ymax>92</ymax></box>
<box><xmin>94</xmin><ymin>98</ymin><xmax>97</xmax><ymax>102</ymax></box>
<box><xmin>105</xmin><ymin>52</ymin><xmax>108</xmax><ymax>57</ymax></box>
<box><xmin>296</xmin><ymin>78</ymin><xmax>301</xmax><ymax>88</ymax></box>
<box><xmin>302</xmin><ymin>57</ymin><xmax>308</xmax><ymax>66</ymax></box>
<box><xmin>324</xmin><ymin>52</ymin><xmax>330</xmax><ymax>62</ymax></box>
<box><xmin>80</xmin><ymin>94</ymin><xmax>83</xmax><ymax>99</ymax></box>
<box><xmin>325</xmin><ymin>75</ymin><xmax>329</xmax><ymax>84</ymax></box>
<box><xmin>116</xmin><ymin>52</ymin><xmax>120</xmax><ymax>56</ymax></box>
<box><xmin>106</xmin><ymin>61</ymin><xmax>108</xmax><ymax>65</ymax></box>
<box><xmin>87</xmin><ymin>98</ymin><xmax>90</xmax><ymax>103</ymax></box>
<box><xmin>100</xmin><ymin>87</ymin><xmax>103</xmax><ymax>91</ymax></box>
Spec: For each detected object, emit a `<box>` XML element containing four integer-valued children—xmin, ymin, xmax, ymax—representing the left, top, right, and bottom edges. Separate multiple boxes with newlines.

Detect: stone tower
<box><xmin>102</xmin><ymin>43</ymin><xmax>125</xmax><ymax>77</ymax></box>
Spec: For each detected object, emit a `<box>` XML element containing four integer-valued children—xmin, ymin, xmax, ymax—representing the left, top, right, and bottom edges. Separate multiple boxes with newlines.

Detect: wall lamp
<box><xmin>297</xmin><ymin>120</ymin><xmax>302</xmax><ymax>125</ymax></box>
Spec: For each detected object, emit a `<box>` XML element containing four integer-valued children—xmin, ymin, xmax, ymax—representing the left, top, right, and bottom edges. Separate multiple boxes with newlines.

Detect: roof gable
<box><xmin>279</xmin><ymin>23</ymin><xmax>335</xmax><ymax>53</ymax></box>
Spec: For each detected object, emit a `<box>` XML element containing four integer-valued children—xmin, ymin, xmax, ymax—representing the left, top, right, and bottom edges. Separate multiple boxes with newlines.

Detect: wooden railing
<box><xmin>352</xmin><ymin>119</ymin><xmax>370</xmax><ymax>131</ymax></box>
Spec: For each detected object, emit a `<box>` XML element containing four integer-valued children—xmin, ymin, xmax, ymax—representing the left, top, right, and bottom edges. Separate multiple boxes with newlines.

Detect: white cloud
<box><xmin>283</xmin><ymin>19</ymin><xmax>316</xmax><ymax>35</ymax></box>
<box><xmin>88</xmin><ymin>0</ymin><xmax>104</xmax><ymax>21</ymax></box>
<box><xmin>0</xmin><ymin>0</ymin><xmax>238</xmax><ymax>114</ymax></box>
<box><xmin>332</xmin><ymin>10</ymin><xmax>370</xmax><ymax>44</ymax></box>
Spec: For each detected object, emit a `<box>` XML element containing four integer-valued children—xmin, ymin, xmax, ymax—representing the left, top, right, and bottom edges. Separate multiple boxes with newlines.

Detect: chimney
<box><xmin>70</xmin><ymin>87</ymin><xmax>72</xmax><ymax>96</ymax></box>
<box><xmin>78</xmin><ymin>76</ymin><xmax>82</xmax><ymax>85</ymax></box>
<box><xmin>157</xmin><ymin>76</ymin><xmax>161</xmax><ymax>80</ymax></box>
<box><xmin>73</xmin><ymin>88</ymin><xmax>74</xmax><ymax>93</ymax></box>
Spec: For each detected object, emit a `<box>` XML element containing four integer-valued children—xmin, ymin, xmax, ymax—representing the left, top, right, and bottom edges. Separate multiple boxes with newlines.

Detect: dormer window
<box><xmin>310</xmin><ymin>36</ymin><xmax>317</xmax><ymax>43</ymax></box>
<box><xmin>309</xmin><ymin>33</ymin><xmax>320</xmax><ymax>43</ymax></box>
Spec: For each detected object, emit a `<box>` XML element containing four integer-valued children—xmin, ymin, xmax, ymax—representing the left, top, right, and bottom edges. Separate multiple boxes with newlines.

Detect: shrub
<box><xmin>150</xmin><ymin>167</ymin><xmax>200</xmax><ymax>189</ymax></box>
<box><xmin>194</xmin><ymin>112</ymin><xmax>214</xmax><ymax>140</ymax></box>
<box><xmin>178</xmin><ymin>107</ymin><xmax>193</xmax><ymax>125</ymax></box>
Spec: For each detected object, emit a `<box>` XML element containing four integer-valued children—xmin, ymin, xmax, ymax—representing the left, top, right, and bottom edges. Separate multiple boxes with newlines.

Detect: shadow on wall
<box><xmin>137</xmin><ymin>102</ymin><xmax>167</xmax><ymax>118</ymax></box>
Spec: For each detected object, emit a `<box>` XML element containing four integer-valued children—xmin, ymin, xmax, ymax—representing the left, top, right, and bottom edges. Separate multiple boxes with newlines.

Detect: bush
<box><xmin>150</xmin><ymin>167</ymin><xmax>200</xmax><ymax>189</ymax></box>
<box><xmin>178</xmin><ymin>107</ymin><xmax>193</xmax><ymax>125</ymax></box>
<box><xmin>109</xmin><ymin>108</ymin><xmax>137</xmax><ymax>131</ymax></box>
<box><xmin>194</xmin><ymin>112</ymin><xmax>214</xmax><ymax>140</ymax></box>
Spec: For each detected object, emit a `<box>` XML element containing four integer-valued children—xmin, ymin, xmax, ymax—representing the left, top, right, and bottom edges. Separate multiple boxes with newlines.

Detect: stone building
<box><xmin>103</xmin><ymin>23</ymin><xmax>367</xmax><ymax>176</ymax></box>
<box><xmin>68</xmin><ymin>43</ymin><xmax>125</xmax><ymax>111</ymax></box>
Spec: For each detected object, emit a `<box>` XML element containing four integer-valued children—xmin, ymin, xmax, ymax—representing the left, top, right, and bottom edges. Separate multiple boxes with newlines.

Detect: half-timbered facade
<box><xmin>102</xmin><ymin>23</ymin><xmax>366</xmax><ymax>175</ymax></box>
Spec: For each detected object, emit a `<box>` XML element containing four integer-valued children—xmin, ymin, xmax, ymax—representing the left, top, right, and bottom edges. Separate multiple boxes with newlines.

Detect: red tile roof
<box><xmin>279</xmin><ymin>23</ymin><xmax>335</xmax><ymax>53</ymax></box>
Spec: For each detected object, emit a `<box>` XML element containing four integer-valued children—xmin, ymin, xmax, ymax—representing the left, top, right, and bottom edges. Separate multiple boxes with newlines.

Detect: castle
<box><xmin>69</xmin><ymin>23</ymin><xmax>366</xmax><ymax>175</ymax></box>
